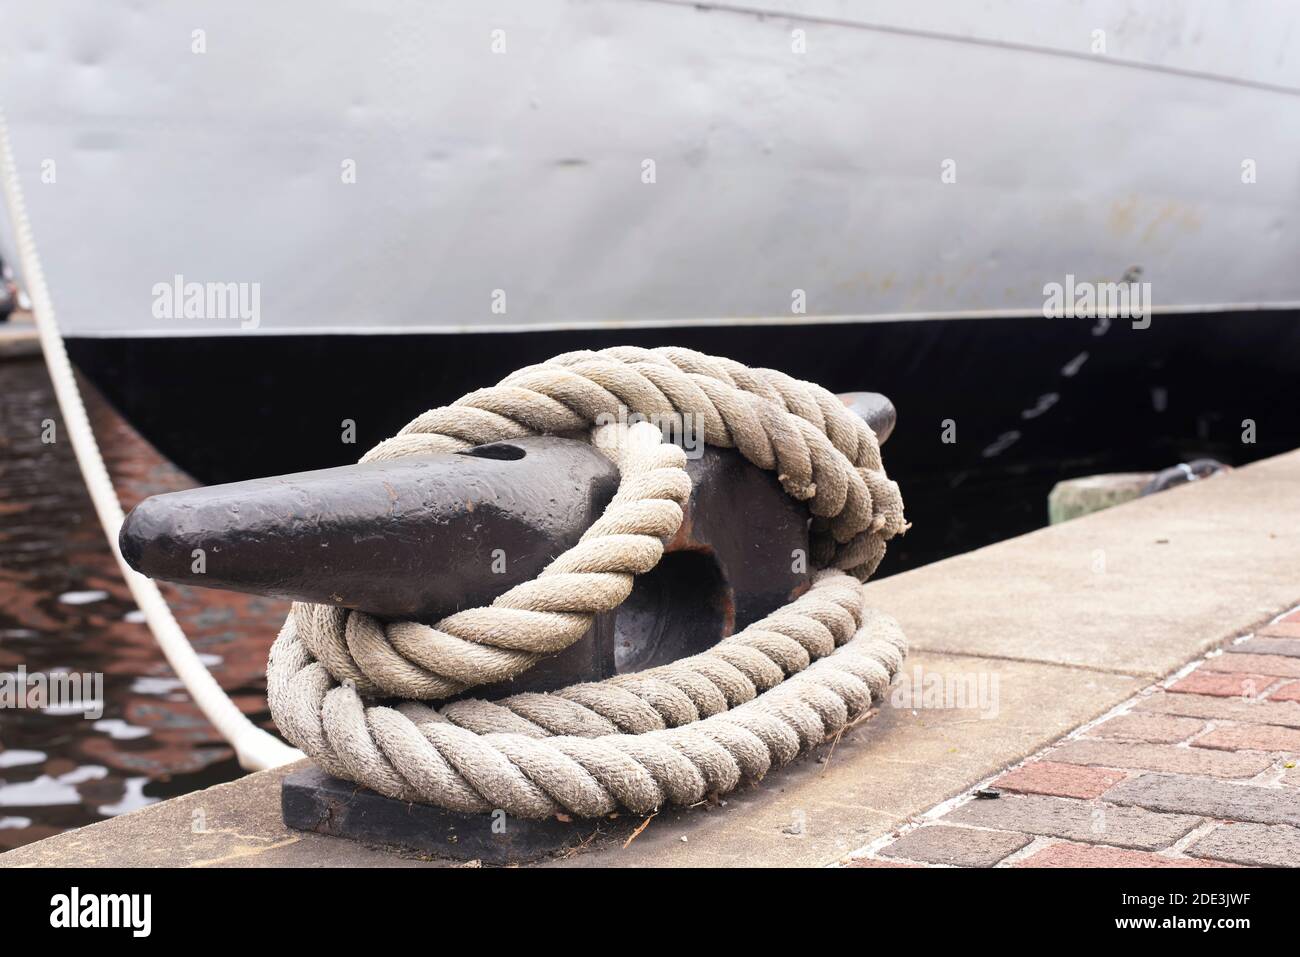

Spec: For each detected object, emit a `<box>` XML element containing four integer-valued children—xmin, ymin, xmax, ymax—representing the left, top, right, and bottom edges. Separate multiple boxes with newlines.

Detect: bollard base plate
<box><xmin>281</xmin><ymin>767</ymin><xmax>623</xmax><ymax>865</ymax></box>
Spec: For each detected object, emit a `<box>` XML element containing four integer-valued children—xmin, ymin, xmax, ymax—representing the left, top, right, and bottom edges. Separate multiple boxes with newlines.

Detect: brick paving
<box><xmin>1088</xmin><ymin>713</ymin><xmax>1206</xmax><ymax>744</ymax></box>
<box><xmin>1228</xmin><ymin>635</ymin><xmax>1300</xmax><ymax>657</ymax></box>
<box><xmin>850</xmin><ymin>607</ymin><xmax>1300</xmax><ymax>868</ymax></box>
<box><xmin>1166</xmin><ymin>670</ymin><xmax>1275</xmax><ymax>698</ymax></box>
<box><xmin>1259</xmin><ymin>622</ymin><xmax>1300</xmax><ymax>640</ymax></box>
<box><xmin>1014</xmin><ymin>842</ymin><xmax>1238</xmax><ymax>868</ymax></box>
<box><xmin>1201</xmin><ymin>653</ymin><xmax>1300</xmax><ymax>679</ymax></box>
<box><xmin>1188</xmin><ymin>823</ymin><xmax>1300</xmax><ymax>868</ymax></box>
<box><xmin>879</xmin><ymin>824</ymin><xmax>1031</xmax><ymax>867</ymax></box>
<box><xmin>1134</xmin><ymin>691</ymin><xmax>1300</xmax><ymax>727</ymax></box>
<box><xmin>991</xmin><ymin>760</ymin><xmax>1125</xmax><ymax>800</ymax></box>
<box><xmin>1270</xmin><ymin>682</ymin><xmax>1300</xmax><ymax>703</ymax></box>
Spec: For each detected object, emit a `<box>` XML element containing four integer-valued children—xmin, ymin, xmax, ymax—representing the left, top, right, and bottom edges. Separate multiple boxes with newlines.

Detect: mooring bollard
<box><xmin>120</xmin><ymin>388</ymin><xmax>899</xmax><ymax>863</ymax></box>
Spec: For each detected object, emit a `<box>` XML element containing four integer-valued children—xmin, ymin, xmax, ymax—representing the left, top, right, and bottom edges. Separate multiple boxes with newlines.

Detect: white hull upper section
<box><xmin>3</xmin><ymin>0</ymin><xmax>1299</xmax><ymax>337</ymax></box>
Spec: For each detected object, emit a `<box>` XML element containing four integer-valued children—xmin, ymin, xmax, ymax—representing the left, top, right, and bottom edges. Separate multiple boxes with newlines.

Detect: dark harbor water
<box><xmin>0</xmin><ymin>354</ymin><xmax>285</xmax><ymax>851</ymax></box>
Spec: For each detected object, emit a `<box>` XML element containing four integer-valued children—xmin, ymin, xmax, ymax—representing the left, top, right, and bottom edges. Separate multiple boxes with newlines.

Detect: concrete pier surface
<box><xmin>3</xmin><ymin>447</ymin><xmax>1298</xmax><ymax>868</ymax></box>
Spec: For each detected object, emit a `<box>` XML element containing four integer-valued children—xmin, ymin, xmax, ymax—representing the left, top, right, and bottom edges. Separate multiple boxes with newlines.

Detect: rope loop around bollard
<box><xmin>267</xmin><ymin>347</ymin><xmax>909</xmax><ymax>817</ymax></box>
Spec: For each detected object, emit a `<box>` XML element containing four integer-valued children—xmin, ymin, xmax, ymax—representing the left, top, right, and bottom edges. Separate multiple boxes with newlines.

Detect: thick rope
<box><xmin>267</xmin><ymin>348</ymin><xmax>908</xmax><ymax>817</ymax></box>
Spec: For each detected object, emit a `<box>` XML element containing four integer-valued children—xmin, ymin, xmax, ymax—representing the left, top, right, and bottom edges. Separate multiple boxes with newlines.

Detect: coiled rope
<box><xmin>268</xmin><ymin>347</ymin><xmax>908</xmax><ymax>817</ymax></box>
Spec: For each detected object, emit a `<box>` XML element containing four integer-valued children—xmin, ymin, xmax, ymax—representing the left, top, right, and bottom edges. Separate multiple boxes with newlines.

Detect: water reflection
<box><xmin>0</xmin><ymin>356</ymin><xmax>287</xmax><ymax>851</ymax></box>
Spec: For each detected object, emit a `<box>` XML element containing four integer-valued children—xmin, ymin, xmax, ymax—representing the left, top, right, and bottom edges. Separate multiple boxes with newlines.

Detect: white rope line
<box><xmin>0</xmin><ymin>104</ymin><xmax>300</xmax><ymax>771</ymax></box>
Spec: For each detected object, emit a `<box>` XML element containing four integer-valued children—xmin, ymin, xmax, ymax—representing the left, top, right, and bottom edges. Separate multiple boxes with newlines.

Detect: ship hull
<box><xmin>4</xmin><ymin>0</ymin><xmax>1300</xmax><ymax>339</ymax></box>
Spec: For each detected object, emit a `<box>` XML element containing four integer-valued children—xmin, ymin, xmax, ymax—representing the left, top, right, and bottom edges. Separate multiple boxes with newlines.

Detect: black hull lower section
<box><xmin>68</xmin><ymin>312</ymin><xmax>1300</xmax><ymax>577</ymax></box>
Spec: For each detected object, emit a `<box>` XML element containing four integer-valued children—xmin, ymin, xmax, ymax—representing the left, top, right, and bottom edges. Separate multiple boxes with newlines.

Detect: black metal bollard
<box><xmin>121</xmin><ymin>390</ymin><xmax>897</xmax><ymax>861</ymax></box>
<box><xmin>120</xmin><ymin>392</ymin><xmax>895</xmax><ymax>695</ymax></box>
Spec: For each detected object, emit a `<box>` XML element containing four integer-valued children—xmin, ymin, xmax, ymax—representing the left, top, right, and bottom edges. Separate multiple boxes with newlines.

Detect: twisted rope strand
<box><xmin>269</xmin><ymin>572</ymin><xmax>906</xmax><ymax>818</ymax></box>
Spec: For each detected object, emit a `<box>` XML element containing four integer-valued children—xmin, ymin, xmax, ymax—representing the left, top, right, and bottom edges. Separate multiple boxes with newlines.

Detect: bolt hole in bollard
<box><xmin>457</xmin><ymin>442</ymin><xmax>527</xmax><ymax>462</ymax></box>
<box><xmin>121</xmin><ymin>389</ymin><xmax>899</xmax><ymax>863</ymax></box>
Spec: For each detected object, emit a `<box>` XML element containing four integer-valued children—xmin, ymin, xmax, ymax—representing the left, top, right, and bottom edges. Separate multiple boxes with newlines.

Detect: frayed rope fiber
<box><xmin>267</xmin><ymin>347</ymin><xmax>908</xmax><ymax>818</ymax></box>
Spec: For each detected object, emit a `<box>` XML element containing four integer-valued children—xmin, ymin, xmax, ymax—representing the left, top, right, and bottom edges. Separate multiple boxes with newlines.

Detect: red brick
<box><xmin>1089</xmin><ymin>713</ymin><xmax>1204</xmax><ymax>744</ymax></box>
<box><xmin>1168</xmin><ymin>671</ymin><xmax>1275</xmax><ymax>698</ymax></box>
<box><xmin>992</xmin><ymin>760</ymin><xmax>1127</xmax><ymax>799</ymax></box>
<box><xmin>1050</xmin><ymin>739</ymin><xmax>1273</xmax><ymax>778</ymax></box>
<box><xmin>1136</xmin><ymin>691</ymin><xmax>1300</xmax><ymax>728</ymax></box>
<box><xmin>1270</xmin><ymin>682</ymin><xmax>1300</xmax><ymax>703</ymax></box>
<box><xmin>1193</xmin><ymin>723</ymin><xmax>1300</xmax><ymax>752</ymax></box>
<box><xmin>1016</xmin><ymin>842</ymin><xmax>1236</xmax><ymax>868</ymax></box>
<box><xmin>846</xmin><ymin>858</ymin><xmax>924</xmax><ymax>868</ymax></box>
<box><xmin>1260</xmin><ymin>620</ymin><xmax>1300</xmax><ymax>638</ymax></box>
<box><xmin>1202</xmin><ymin>653</ymin><xmax>1300</xmax><ymax>679</ymax></box>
